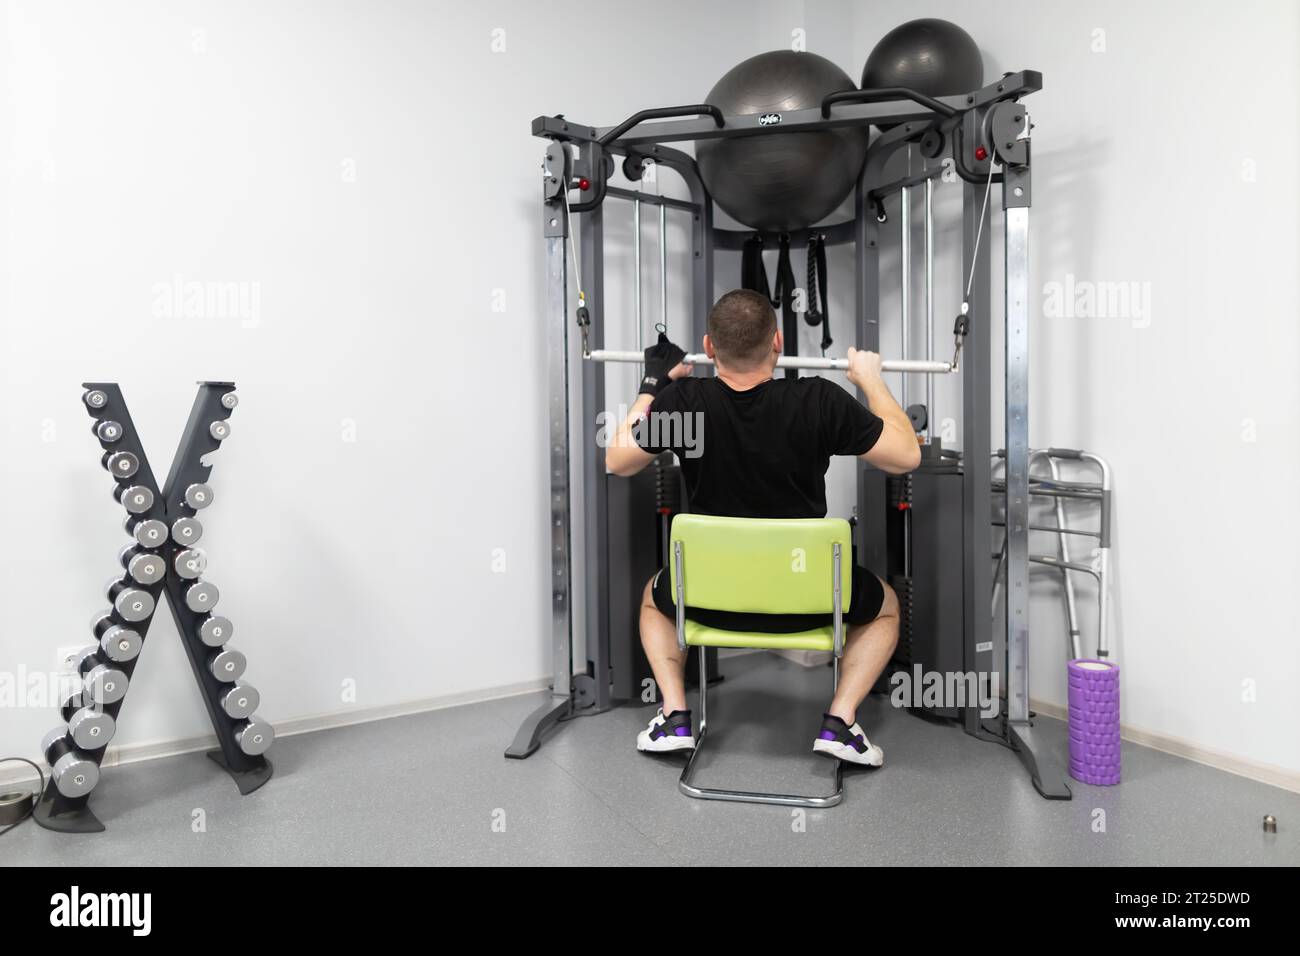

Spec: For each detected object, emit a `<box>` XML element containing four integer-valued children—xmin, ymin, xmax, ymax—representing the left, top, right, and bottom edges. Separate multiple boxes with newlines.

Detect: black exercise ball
<box><xmin>861</xmin><ymin>18</ymin><xmax>983</xmax><ymax>99</ymax></box>
<box><xmin>696</xmin><ymin>51</ymin><xmax>868</xmax><ymax>232</ymax></box>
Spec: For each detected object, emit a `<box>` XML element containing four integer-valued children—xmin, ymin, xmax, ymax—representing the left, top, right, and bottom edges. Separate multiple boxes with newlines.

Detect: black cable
<box><xmin>0</xmin><ymin>757</ymin><xmax>47</xmax><ymax>837</ymax></box>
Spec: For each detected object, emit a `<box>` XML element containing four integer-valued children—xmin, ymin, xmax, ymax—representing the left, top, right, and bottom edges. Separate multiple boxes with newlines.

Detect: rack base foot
<box><xmin>1009</xmin><ymin>721</ymin><xmax>1072</xmax><ymax>800</ymax></box>
<box><xmin>32</xmin><ymin>791</ymin><xmax>106</xmax><ymax>833</ymax></box>
<box><xmin>504</xmin><ymin>696</ymin><xmax>572</xmax><ymax>759</ymax></box>
<box><xmin>207</xmin><ymin>750</ymin><xmax>273</xmax><ymax>795</ymax></box>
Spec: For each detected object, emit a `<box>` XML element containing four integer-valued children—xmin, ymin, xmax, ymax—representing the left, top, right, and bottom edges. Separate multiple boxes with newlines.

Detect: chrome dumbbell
<box><xmin>234</xmin><ymin>717</ymin><xmax>274</xmax><ymax>756</ymax></box>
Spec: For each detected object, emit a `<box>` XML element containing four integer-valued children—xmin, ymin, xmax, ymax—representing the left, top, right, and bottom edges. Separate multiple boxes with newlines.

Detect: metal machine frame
<box><xmin>506</xmin><ymin>69</ymin><xmax>1071</xmax><ymax>800</ymax></box>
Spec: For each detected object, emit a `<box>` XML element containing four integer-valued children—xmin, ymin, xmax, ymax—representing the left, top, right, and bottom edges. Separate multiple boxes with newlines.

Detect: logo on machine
<box><xmin>758</xmin><ymin>112</ymin><xmax>782</xmax><ymax>127</ymax></box>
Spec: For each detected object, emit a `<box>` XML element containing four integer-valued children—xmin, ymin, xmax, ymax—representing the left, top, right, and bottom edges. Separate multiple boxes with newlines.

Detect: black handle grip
<box><xmin>1046</xmin><ymin>447</ymin><xmax>1084</xmax><ymax>460</ymax></box>
<box><xmin>821</xmin><ymin>87</ymin><xmax>958</xmax><ymax>120</ymax></box>
<box><xmin>599</xmin><ymin>104</ymin><xmax>725</xmax><ymax>146</ymax></box>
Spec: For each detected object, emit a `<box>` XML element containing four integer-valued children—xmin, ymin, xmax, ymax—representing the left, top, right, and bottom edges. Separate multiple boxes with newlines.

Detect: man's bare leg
<box><xmin>640</xmin><ymin>575</ymin><xmax>688</xmax><ymax>714</ymax></box>
<box><xmin>827</xmin><ymin>578</ymin><xmax>899</xmax><ymax>725</ymax></box>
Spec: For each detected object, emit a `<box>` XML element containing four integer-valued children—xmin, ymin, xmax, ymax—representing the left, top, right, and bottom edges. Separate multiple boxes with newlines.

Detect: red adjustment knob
<box><xmin>974</xmin><ymin>145</ymin><xmax>988</xmax><ymax>162</ymax></box>
<box><xmin>577</xmin><ymin>177</ymin><xmax>591</xmax><ymax>191</ymax></box>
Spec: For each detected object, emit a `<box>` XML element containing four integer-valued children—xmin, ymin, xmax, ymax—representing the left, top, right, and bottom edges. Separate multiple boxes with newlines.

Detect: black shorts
<box><xmin>651</xmin><ymin>564</ymin><xmax>885</xmax><ymax>634</ymax></box>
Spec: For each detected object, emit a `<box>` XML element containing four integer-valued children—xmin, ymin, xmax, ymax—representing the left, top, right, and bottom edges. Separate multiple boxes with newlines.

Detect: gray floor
<box><xmin>3</xmin><ymin>652</ymin><xmax>1297</xmax><ymax>866</ymax></box>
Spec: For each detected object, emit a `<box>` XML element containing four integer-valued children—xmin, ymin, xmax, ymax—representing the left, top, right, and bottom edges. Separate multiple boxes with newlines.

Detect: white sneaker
<box><xmin>812</xmin><ymin>714</ymin><xmax>884</xmax><ymax>766</ymax></box>
<box><xmin>636</xmin><ymin>708</ymin><xmax>695</xmax><ymax>753</ymax></box>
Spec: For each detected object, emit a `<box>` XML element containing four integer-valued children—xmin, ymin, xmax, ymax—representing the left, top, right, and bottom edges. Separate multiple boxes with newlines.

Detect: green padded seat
<box><xmin>683</xmin><ymin>619</ymin><xmax>835</xmax><ymax>651</ymax></box>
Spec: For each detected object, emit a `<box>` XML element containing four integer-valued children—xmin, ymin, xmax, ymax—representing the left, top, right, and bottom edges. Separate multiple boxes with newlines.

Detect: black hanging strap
<box><xmin>740</xmin><ymin>235</ymin><xmax>770</xmax><ymax>301</ymax></box>
<box><xmin>770</xmin><ymin>235</ymin><xmax>798</xmax><ymax>379</ymax></box>
<box><xmin>805</xmin><ymin>234</ymin><xmax>832</xmax><ymax>352</ymax></box>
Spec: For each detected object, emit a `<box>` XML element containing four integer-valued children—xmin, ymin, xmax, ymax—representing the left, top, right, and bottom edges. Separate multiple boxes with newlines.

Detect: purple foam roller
<box><xmin>1067</xmin><ymin>658</ymin><xmax>1120</xmax><ymax>785</ymax></box>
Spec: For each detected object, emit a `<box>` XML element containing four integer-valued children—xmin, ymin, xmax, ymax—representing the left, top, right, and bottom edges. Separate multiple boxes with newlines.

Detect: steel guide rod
<box><xmin>633</xmin><ymin>187</ymin><xmax>643</xmax><ymax>352</ymax></box>
<box><xmin>585</xmin><ymin>349</ymin><xmax>953</xmax><ymax>374</ymax></box>
<box><xmin>900</xmin><ymin>176</ymin><xmax>911</xmax><ymax>408</ymax></box>
<box><xmin>658</xmin><ymin>191</ymin><xmax>668</xmax><ymax>335</ymax></box>
<box><xmin>924</xmin><ymin>176</ymin><xmax>935</xmax><ymax>436</ymax></box>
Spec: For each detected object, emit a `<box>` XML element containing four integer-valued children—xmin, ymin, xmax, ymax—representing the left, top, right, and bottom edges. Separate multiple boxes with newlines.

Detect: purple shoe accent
<box><xmin>1066</xmin><ymin>658</ymin><xmax>1121</xmax><ymax>786</ymax></box>
<box><xmin>818</xmin><ymin>730</ymin><xmax>838</xmax><ymax>741</ymax></box>
<box><xmin>674</xmin><ymin>726</ymin><xmax>691</xmax><ymax>737</ymax></box>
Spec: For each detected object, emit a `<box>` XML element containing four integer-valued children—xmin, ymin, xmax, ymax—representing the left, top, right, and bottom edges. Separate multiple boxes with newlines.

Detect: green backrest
<box><xmin>669</xmin><ymin>514</ymin><xmax>852</xmax><ymax>616</ymax></box>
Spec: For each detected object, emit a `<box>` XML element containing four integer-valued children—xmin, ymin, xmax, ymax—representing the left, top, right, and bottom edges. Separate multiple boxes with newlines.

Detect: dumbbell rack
<box><xmin>34</xmin><ymin>381</ymin><xmax>273</xmax><ymax>833</ymax></box>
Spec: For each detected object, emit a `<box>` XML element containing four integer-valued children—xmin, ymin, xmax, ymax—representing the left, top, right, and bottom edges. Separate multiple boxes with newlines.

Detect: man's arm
<box><xmin>605</xmin><ymin>334</ymin><xmax>693</xmax><ymax>477</ymax></box>
<box><xmin>846</xmin><ymin>347</ymin><xmax>922</xmax><ymax>475</ymax></box>
<box><xmin>606</xmin><ymin>393</ymin><xmax>657</xmax><ymax>477</ymax></box>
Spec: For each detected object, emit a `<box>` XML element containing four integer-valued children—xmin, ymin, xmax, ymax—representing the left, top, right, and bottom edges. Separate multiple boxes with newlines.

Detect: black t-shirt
<box><xmin>634</xmin><ymin>375</ymin><xmax>884</xmax><ymax>519</ymax></box>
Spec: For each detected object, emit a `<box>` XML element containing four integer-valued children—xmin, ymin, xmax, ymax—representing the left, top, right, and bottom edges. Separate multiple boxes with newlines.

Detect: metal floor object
<box><xmin>2</xmin><ymin>652</ymin><xmax>1296</xmax><ymax>867</ymax></box>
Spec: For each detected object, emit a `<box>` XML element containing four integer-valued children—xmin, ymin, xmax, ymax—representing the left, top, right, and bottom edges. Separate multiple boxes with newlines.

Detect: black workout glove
<box><xmin>639</xmin><ymin>332</ymin><xmax>687</xmax><ymax>397</ymax></box>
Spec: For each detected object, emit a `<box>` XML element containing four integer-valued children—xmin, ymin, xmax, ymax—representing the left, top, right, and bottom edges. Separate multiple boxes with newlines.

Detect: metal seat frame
<box><xmin>672</xmin><ymin>538</ymin><xmax>846</xmax><ymax>808</ymax></box>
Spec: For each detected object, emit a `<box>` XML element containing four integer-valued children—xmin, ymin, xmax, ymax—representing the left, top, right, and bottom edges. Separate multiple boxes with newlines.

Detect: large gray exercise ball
<box><xmin>696</xmin><ymin>51</ymin><xmax>869</xmax><ymax>232</ymax></box>
<box><xmin>861</xmin><ymin>18</ymin><xmax>984</xmax><ymax>99</ymax></box>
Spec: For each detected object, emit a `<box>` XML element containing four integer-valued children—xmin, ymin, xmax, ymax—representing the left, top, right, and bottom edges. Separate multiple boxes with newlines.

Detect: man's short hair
<box><xmin>708</xmin><ymin>289</ymin><xmax>777</xmax><ymax>368</ymax></box>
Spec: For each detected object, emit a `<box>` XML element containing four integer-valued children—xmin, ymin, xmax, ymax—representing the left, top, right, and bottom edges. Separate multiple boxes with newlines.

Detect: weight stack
<box><xmin>884</xmin><ymin>472</ymin><xmax>914</xmax><ymax>671</ymax></box>
<box><xmin>1067</xmin><ymin>659</ymin><xmax>1121</xmax><ymax>785</ymax></box>
<box><xmin>880</xmin><ymin>461</ymin><xmax>965</xmax><ymax>716</ymax></box>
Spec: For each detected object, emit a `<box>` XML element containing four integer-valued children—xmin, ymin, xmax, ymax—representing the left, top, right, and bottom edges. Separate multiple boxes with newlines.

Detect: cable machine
<box><xmin>507</xmin><ymin>69</ymin><xmax>1072</xmax><ymax>800</ymax></box>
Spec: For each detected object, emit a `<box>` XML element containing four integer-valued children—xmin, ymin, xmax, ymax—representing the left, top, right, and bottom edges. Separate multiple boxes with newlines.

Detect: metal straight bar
<box><xmin>547</xmin><ymin>232</ymin><xmax>572</xmax><ymax>709</ymax></box>
<box><xmin>673</xmin><ymin>542</ymin><xmax>686</xmax><ymax>652</ymax></box>
<box><xmin>580</xmin><ymin>191</ymin><xmax>611</xmax><ymax>713</ymax></box>
<box><xmin>990</xmin><ymin>482</ymin><xmax>1103</xmax><ymax>501</ymax></box>
<box><xmin>959</xmin><ymin>164</ymin><xmax>994</xmax><ymax>740</ymax></box>
<box><xmin>585</xmin><ymin>350</ymin><xmax>952</xmax><ymax>374</ymax></box>
<box><xmin>1002</xmin><ymin>199</ymin><xmax>1069</xmax><ymax>799</ymax></box>
<box><xmin>900</xmin><ymin>181</ymin><xmax>911</xmax><ymax>409</ymax></box>
<box><xmin>659</xmin><ymin>200</ymin><xmax>668</xmax><ymax>334</ymax></box>
<box><xmin>713</xmin><ymin>219</ymin><xmax>855</xmax><ymax>251</ymax></box>
<box><xmin>1046</xmin><ymin>456</ymin><xmax>1082</xmax><ymax>660</ymax></box>
<box><xmin>1004</xmin><ymin>205</ymin><xmax>1031</xmax><ymax>725</ymax></box>
<box><xmin>633</xmin><ymin>188</ymin><xmax>643</xmax><ymax>353</ymax></box>
<box><xmin>604</xmin><ymin>185</ymin><xmax>697</xmax><ymax>212</ymax></box>
<box><xmin>868</xmin><ymin>163</ymin><xmax>946</xmax><ymax>202</ymax></box>
<box><xmin>832</xmin><ymin>544</ymin><xmax>843</xmax><ymax>657</ymax></box>
<box><xmin>600</xmin><ymin>101</ymin><xmax>938</xmax><ymax>146</ymax></box>
<box><xmin>529</xmin><ymin>72</ymin><xmax>1043</xmax><ymax>148</ymax></box>
<box><xmin>924</xmin><ymin>175</ymin><xmax>935</xmax><ymax>437</ymax></box>
<box><xmin>855</xmin><ymin>145</ymin><xmax>895</xmax><ymax>574</ymax></box>
<box><xmin>505</xmin><ymin>231</ymin><xmax>574</xmax><ymax>758</ymax></box>
<box><xmin>991</xmin><ymin>521</ymin><xmax>1099</xmax><ymax>538</ymax></box>
<box><xmin>1082</xmin><ymin>452</ymin><xmax>1114</xmax><ymax>657</ymax></box>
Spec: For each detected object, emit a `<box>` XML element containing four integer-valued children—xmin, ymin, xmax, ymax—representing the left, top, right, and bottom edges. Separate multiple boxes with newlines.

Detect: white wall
<box><xmin>849</xmin><ymin>0</ymin><xmax>1300</xmax><ymax>776</ymax></box>
<box><xmin>0</xmin><ymin>0</ymin><xmax>768</xmax><ymax>766</ymax></box>
<box><xmin>2</xmin><ymin>0</ymin><xmax>1296</xmax><ymax>782</ymax></box>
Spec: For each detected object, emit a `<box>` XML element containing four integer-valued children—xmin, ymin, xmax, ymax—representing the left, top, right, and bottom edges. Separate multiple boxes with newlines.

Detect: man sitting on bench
<box><xmin>604</xmin><ymin>289</ymin><xmax>921</xmax><ymax>766</ymax></box>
